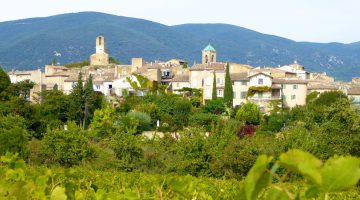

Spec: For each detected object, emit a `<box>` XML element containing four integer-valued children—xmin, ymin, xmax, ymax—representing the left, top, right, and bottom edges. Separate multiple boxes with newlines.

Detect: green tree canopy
<box><xmin>236</xmin><ymin>102</ymin><xmax>261</xmax><ymax>125</ymax></box>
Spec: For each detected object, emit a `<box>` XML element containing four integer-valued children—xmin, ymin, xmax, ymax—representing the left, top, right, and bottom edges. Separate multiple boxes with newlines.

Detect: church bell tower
<box><xmin>202</xmin><ymin>44</ymin><xmax>217</xmax><ymax>64</ymax></box>
<box><xmin>96</xmin><ymin>35</ymin><xmax>107</xmax><ymax>53</ymax></box>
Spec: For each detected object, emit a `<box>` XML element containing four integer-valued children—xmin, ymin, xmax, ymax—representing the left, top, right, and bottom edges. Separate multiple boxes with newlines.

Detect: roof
<box><xmin>203</xmin><ymin>44</ymin><xmax>216</xmax><ymax>52</ymax></box>
<box><xmin>272</xmin><ymin>78</ymin><xmax>308</xmax><ymax>84</ymax></box>
<box><xmin>231</xmin><ymin>73</ymin><xmax>249</xmax><ymax>81</ymax></box>
<box><xmin>248</xmin><ymin>72</ymin><xmax>273</xmax><ymax>79</ymax></box>
<box><xmin>308</xmin><ymin>82</ymin><xmax>338</xmax><ymax>90</ymax></box>
<box><xmin>170</xmin><ymin>75</ymin><xmax>190</xmax><ymax>82</ymax></box>
<box><xmin>347</xmin><ymin>87</ymin><xmax>360</xmax><ymax>95</ymax></box>
<box><xmin>190</xmin><ymin>63</ymin><xmax>225</xmax><ymax>71</ymax></box>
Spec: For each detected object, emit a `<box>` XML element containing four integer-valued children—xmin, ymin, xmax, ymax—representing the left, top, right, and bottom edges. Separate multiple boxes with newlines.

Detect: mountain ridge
<box><xmin>0</xmin><ymin>11</ymin><xmax>359</xmax><ymax>80</ymax></box>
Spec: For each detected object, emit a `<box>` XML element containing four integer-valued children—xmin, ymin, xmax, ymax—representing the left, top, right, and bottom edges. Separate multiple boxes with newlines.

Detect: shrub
<box><xmin>39</xmin><ymin>121</ymin><xmax>95</xmax><ymax>166</ymax></box>
<box><xmin>235</xmin><ymin>102</ymin><xmax>261</xmax><ymax>125</ymax></box>
<box><xmin>202</xmin><ymin>99</ymin><xmax>226</xmax><ymax>115</ymax></box>
<box><xmin>313</xmin><ymin>91</ymin><xmax>347</xmax><ymax>107</ymax></box>
<box><xmin>0</xmin><ymin>115</ymin><xmax>29</xmax><ymax>158</ymax></box>
<box><xmin>189</xmin><ymin>113</ymin><xmax>219</xmax><ymax>131</ymax></box>
<box><xmin>127</xmin><ymin>111</ymin><xmax>151</xmax><ymax>132</ymax></box>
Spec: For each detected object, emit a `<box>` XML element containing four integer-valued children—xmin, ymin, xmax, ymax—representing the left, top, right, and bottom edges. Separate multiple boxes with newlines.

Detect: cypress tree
<box><xmin>212</xmin><ymin>71</ymin><xmax>217</xmax><ymax>100</ymax></box>
<box><xmin>224</xmin><ymin>63</ymin><xmax>233</xmax><ymax>107</ymax></box>
<box><xmin>68</xmin><ymin>72</ymin><xmax>85</xmax><ymax>127</ymax></box>
<box><xmin>83</xmin><ymin>74</ymin><xmax>95</xmax><ymax>129</ymax></box>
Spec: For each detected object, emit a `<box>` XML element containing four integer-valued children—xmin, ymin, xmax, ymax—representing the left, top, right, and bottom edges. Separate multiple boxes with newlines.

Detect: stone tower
<box><xmin>96</xmin><ymin>35</ymin><xmax>107</xmax><ymax>53</ymax></box>
<box><xmin>202</xmin><ymin>44</ymin><xmax>216</xmax><ymax>64</ymax></box>
<box><xmin>90</xmin><ymin>35</ymin><xmax>109</xmax><ymax>66</ymax></box>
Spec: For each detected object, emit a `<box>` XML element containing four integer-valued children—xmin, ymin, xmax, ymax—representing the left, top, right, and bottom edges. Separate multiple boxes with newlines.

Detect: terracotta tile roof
<box><xmin>248</xmin><ymin>72</ymin><xmax>273</xmax><ymax>78</ymax></box>
<box><xmin>272</xmin><ymin>78</ymin><xmax>308</xmax><ymax>84</ymax></box>
<box><xmin>231</xmin><ymin>72</ymin><xmax>249</xmax><ymax>81</ymax></box>
<box><xmin>190</xmin><ymin>63</ymin><xmax>226</xmax><ymax>71</ymax></box>
<box><xmin>308</xmin><ymin>82</ymin><xmax>338</xmax><ymax>90</ymax></box>
<box><xmin>170</xmin><ymin>75</ymin><xmax>189</xmax><ymax>82</ymax></box>
<box><xmin>347</xmin><ymin>87</ymin><xmax>360</xmax><ymax>95</ymax></box>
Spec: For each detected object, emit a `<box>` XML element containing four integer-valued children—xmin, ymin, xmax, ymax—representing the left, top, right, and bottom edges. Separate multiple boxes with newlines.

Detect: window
<box><xmin>108</xmin><ymin>84</ymin><xmax>112</xmax><ymax>89</ymax></box>
<box><xmin>233</xmin><ymin>92</ymin><xmax>236</xmax><ymax>99</ymax></box>
<box><xmin>216</xmin><ymin>78</ymin><xmax>221</xmax><ymax>84</ymax></box>
<box><xmin>217</xmin><ymin>89</ymin><xmax>224</xmax><ymax>97</ymax></box>
<box><xmin>176</xmin><ymin>82</ymin><xmax>179</xmax><ymax>87</ymax></box>
<box><xmin>96</xmin><ymin>85</ymin><xmax>100</xmax><ymax>90</ymax></box>
<box><xmin>282</xmin><ymin>84</ymin><xmax>286</xmax><ymax>89</ymax></box>
<box><xmin>258</xmin><ymin>78</ymin><xmax>263</xmax><ymax>85</ymax></box>
<box><xmin>282</xmin><ymin>95</ymin><xmax>286</xmax><ymax>99</ymax></box>
<box><xmin>241</xmin><ymin>81</ymin><xmax>247</xmax><ymax>86</ymax></box>
<box><xmin>205</xmin><ymin>55</ymin><xmax>208</xmax><ymax>63</ymax></box>
<box><xmin>293</xmin><ymin>84</ymin><xmax>298</xmax><ymax>90</ymax></box>
<box><xmin>258</xmin><ymin>91</ymin><xmax>263</xmax><ymax>98</ymax></box>
<box><xmin>98</xmin><ymin>36</ymin><xmax>102</xmax><ymax>45</ymax></box>
<box><xmin>202</xmin><ymin>79</ymin><xmax>204</xmax><ymax>87</ymax></box>
<box><xmin>211</xmin><ymin>55</ymin><xmax>215</xmax><ymax>62</ymax></box>
<box><xmin>291</xmin><ymin>95</ymin><xmax>296</xmax><ymax>100</ymax></box>
<box><xmin>241</xmin><ymin>91</ymin><xmax>247</xmax><ymax>99</ymax></box>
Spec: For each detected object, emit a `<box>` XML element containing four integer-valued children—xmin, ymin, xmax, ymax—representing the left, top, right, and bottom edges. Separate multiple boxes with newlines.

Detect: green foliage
<box><xmin>312</xmin><ymin>91</ymin><xmax>347</xmax><ymax>107</ymax></box>
<box><xmin>40</xmin><ymin>89</ymin><xmax>69</xmax><ymax>123</ymax></box>
<box><xmin>236</xmin><ymin>102</ymin><xmax>261</xmax><ymax>125</ymax></box>
<box><xmin>112</xmin><ymin>131</ymin><xmax>143</xmax><ymax>170</ymax></box>
<box><xmin>0</xmin><ymin>115</ymin><xmax>29</xmax><ymax>158</ymax></box>
<box><xmin>224</xmin><ymin>63</ymin><xmax>233</xmax><ymax>107</ymax></box>
<box><xmin>189</xmin><ymin>113</ymin><xmax>219</xmax><ymax>131</ymax></box>
<box><xmin>63</xmin><ymin>60</ymin><xmax>89</xmax><ymax>68</ymax></box>
<box><xmin>0</xmin><ymin>67</ymin><xmax>10</xmax><ymax>94</ymax></box>
<box><xmin>246</xmin><ymin>86</ymin><xmax>272</xmax><ymax>98</ymax></box>
<box><xmin>212</xmin><ymin>72</ymin><xmax>217</xmax><ymax>100</ymax></box>
<box><xmin>127</xmin><ymin>110</ymin><xmax>152</xmax><ymax>132</ymax></box>
<box><xmin>306</xmin><ymin>91</ymin><xmax>318</xmax><ymax>104</ymax></box>
<box><xmin>109</xmin><ymin>56</ymin><xmax>121</xmax><ymax>64</ymax></box>
<box><xmin>202</xmin><ymin>98</ymin><xmax>226</xmax><ymax>115</ymax></box>
<box><xmin>39</xmin><ymin>122</ymin><xmax>95</xmax><ymax>166</ymax></box>
<box><xmin>90</xmin><ymin>106</ymin><xmax>117</xmax><ymax>137</ymax></box>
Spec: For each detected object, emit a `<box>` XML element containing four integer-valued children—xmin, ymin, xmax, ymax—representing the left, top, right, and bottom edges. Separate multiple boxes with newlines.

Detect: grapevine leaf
<box><xmin>320</xmin><ymin>156</ymin><xmax>360</xmax><ymax>193</ymax></box>
<box><xmin>51</xmin><ymin>186</ymin><xmax>67</xmax><ymax>200</ymax></box>
<box><xmin>266</xmin><ymin>188</ymin><xmax>290</xmax><ymax>200</ymax></box>
<box><xmin>279</xmin><ymin>149</ymin><xmax>322</xmax><ymax>185</ymax></box>
<box><xmin>244</xmin><ymin>155</ymin><xmax>273</xmax><ymax>200</ymax></box>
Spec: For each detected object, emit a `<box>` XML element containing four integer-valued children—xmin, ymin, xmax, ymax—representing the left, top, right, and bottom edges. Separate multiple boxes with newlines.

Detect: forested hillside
<box><xmin>1</xmin><ymin>12</ymin><xmax>360</xmax><ymax>80</ymax></box>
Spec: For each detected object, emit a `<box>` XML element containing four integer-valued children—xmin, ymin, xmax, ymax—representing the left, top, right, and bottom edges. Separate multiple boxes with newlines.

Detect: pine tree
<box><xmin>212</xmin><ymin>71</ymin><xmax>217</xmax><ymax>100</ymax></box>
<box><xmin>224</xmin><ymin>63</ymin><xmax>233</xmax><ymax>107</ymax></box>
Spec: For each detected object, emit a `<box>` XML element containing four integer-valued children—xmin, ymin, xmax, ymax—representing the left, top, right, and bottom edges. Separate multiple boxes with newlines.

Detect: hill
<box><xmin>0</xmin><ymin>12</ymin><xmax>359</xmax><ymax>80</ymax></box>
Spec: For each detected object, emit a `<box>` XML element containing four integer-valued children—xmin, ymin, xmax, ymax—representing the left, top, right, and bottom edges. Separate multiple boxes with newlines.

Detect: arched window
<box><xmin>98</xmin><ymin>37</ymin><xmax>102</xmax><ymax>45</ymax></box>
<box><xmin>211</xmin><ymin>55</ymin><xmax>215</xmax><ymax>62</ymax></box>
<box><xmin>205</xmin><ymin>55</ymin><xmax>208</xmax><ymax>63</ymax></box>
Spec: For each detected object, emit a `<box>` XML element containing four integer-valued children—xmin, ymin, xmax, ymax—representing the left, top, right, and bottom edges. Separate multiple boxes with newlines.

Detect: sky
<box><xmin>1</xmin><ymin>0</ymin><xmax>359</xmax><ymax>43</ymax></box>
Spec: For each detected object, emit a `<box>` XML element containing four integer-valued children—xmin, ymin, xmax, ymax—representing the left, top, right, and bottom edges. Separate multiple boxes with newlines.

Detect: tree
<box><xmin>313</xmin><ymin>91</ymin><xmax>347</xmax><ymax>107</ymax></box>
<box><xmin>0</xmin><ymin>67</ymin><xmax>10</xmax><ymax>94</ymax></box>
<box><xmin>0</xmin><ymin>115</ymin><xmax>29</xmax><ymax>158</ymax></box>
<box><xmin>68</xmin><ymin>72</ymin><xmax>84</xmax><ymax>126</ymax></box>
<box><xmin>202</xmin><ymin>99</ymin><xmax>226</xmax><ymax>115</ymax></box>
<box><xmin>39</xmin><ymin>121</ymin><xmax>95</xmax><ymax>166</ymax></box>
<box><xmin>224</xmin><ymin>63</ymin><xmax>233</xmax><ymax>107</ymax></box>
<box><xmin>212</xmin><ymin>72</ymin><xmax>217</xmax><ymax>100</ymax></box>
<box><xmin>236</xmin><ymin>102</ymin><xmax>261</xmax><ymax>125</ymax></box>
<box><xmin>83</xmin><ymin>74</ymin><xmax>95</xmax><ymax>129</ymax></box>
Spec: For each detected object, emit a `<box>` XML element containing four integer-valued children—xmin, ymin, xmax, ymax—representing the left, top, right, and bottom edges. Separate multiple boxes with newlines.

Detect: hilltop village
<box><xmin>8</xmin><ymin>35</ymin><xmax>360</xmax><ymax>111</ymax></box>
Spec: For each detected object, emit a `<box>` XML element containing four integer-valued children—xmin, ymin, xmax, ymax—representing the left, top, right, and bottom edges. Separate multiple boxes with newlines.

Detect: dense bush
<box><xmin>0</xmin><ymin>115</ymin><xmax>29</xmax><ymax>158</ymax></box>
<box><xmin>189</xmin><ymin>113</ymin><xmax>219</xmax><ymax>131</ymax></box>
<box><xmin>39</xmin><ymin>122</ymin><xmax>95</xmax><ymax>166</ymax></box>
<box><xmin>236</xmin><ymin>102</ymin><xmax>261</xmax><ymax>125</ymax></box>
<box><xmin>127</xmin><ymin>110</ymin><xmax>152</xmax><ymax>132</ymax></box>
<box><xmin>202</xmin><ymin>98</ymin><xmax>226</xmax><ymax>115</ymax></box>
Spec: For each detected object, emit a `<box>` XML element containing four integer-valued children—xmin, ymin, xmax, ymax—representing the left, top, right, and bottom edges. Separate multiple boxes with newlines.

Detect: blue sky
<box><xmin>1</xmin><ymin>0</ymin><xmax>359</xmax><ymax>43</ymax></box>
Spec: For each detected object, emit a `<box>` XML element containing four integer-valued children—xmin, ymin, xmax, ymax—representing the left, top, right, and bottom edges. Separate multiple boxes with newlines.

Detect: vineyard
<box><xmin>1</xmin><ymin>150</ymin><xmax>359</xmax><ymax>199</ymax></box>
